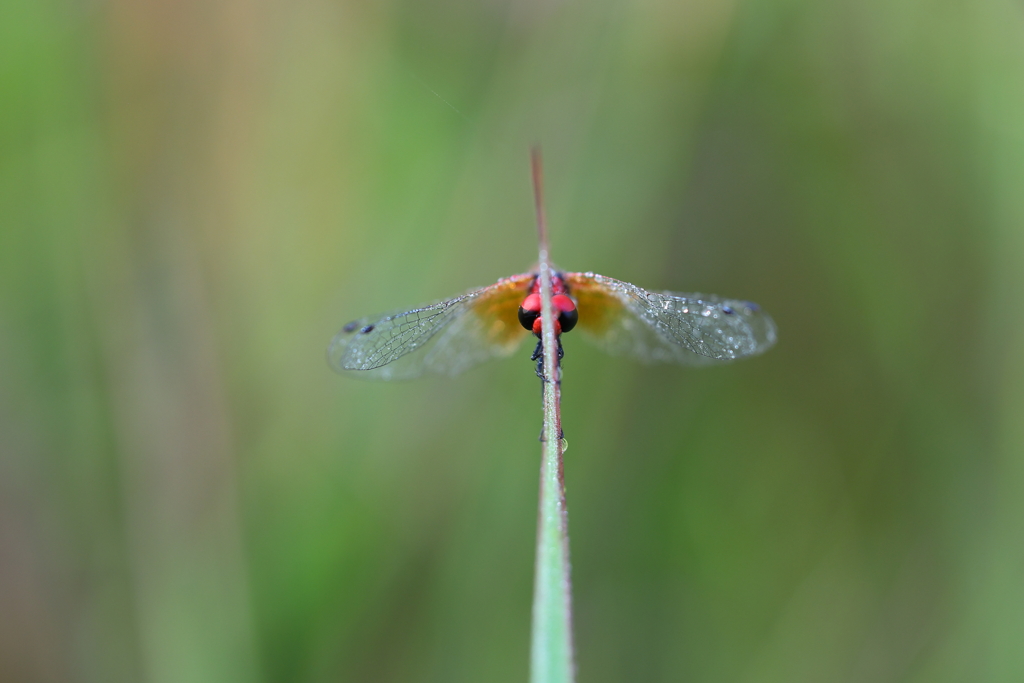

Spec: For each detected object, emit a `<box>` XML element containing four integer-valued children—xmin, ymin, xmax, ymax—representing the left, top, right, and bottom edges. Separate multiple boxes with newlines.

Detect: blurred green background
<box><xmin>3</xmin><ymin>0</ymin><xmax>1024</xmax><ymax>681</ymax></box>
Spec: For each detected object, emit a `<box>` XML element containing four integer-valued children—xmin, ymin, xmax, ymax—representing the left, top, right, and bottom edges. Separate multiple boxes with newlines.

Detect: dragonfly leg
<box><xmin>535</xmin><ymin>337</ymin><xmax>566</xmax><ymax>441</ymax></box>
<box><xmin>532</xmin><ymin>337</ymin><xmax>565</xmax><ymax>381</ymax></box>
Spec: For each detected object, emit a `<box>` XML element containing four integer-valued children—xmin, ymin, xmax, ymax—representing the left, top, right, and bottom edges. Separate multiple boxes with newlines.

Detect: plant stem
<box><xmin>529</xmin><ymin>148</ymin><xmax>576</xmax><ymax>683</ymax></box>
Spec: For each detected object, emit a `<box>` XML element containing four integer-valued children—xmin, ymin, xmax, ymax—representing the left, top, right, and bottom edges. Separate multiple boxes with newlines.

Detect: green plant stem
<box><xmin>529</xmin><ymin>148</ymin><xmax>575</xmax><ymax>683</ymax></box>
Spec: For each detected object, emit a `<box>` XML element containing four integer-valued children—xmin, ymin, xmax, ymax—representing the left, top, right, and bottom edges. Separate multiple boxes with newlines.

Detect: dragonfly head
<box><xmin>518</xmin><ymin>292</ymin><xmax>578</xmax><ymax>337</ymax></box>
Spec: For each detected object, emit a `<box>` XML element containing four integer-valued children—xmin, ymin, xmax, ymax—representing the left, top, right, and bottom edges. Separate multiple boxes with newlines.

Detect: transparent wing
<box><xmin>564</xmin><ymin>272</ymin><xmax>776</xmax><ymax>365</ymax></box>
<box><xmin>327</xmin><ymin>274</ymin><xmax>533</xmax><ymax>380</ymax></box>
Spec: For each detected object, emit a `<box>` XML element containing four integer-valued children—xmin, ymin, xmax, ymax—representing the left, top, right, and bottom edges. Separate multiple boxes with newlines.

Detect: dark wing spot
<box><xmin>360</xmin><ymin>324</ymin><xmax>375</xmax><ymax>334</ymax></box>
<box><xmin>343</xmin><ymin>321</ymin><xmax>359</xmax><ymax>333</ymax></box>
<box><xmin>722</xmin><ymin>305</ymin><xmax>734</xmax><ymax>315</ymax></box>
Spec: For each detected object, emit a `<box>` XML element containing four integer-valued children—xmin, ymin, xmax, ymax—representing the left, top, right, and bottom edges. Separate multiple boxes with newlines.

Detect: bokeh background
<box><xmin>3</xmin><ymin>0</ymin><xmax>1024</xmax><ymax>681</ymax></box>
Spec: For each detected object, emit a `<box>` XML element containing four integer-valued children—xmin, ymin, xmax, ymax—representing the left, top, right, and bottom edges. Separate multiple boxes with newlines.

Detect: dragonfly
<box><xmin>327</xmin><ymin>269</ymin><xmax>776</xmax><ymax>380</ymax></box>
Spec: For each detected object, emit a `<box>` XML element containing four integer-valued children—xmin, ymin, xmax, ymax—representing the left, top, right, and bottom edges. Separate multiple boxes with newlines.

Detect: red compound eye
<box><xmin>552</xmin><ymin>294</ymin><xmax>578</xmax><ymax>333</ymax></box>
<box><xmin>518</xmin><ymin>293</ymin><xmax>542</xmax><ymax>331</ymax></box>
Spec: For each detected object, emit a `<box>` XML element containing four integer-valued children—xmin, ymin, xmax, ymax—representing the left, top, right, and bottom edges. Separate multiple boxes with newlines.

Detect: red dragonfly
<box><xmin>328</xmin><ymin>269</ymin><xmax>776</xmax><ymax>380</ymax></box>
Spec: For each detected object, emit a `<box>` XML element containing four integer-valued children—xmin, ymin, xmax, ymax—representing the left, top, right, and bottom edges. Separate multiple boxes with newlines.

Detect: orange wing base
<box><xmin>564</xmin><ymin>272</ymin><xmax>624</xmax><ymax>336</ymax></box>
<box><xmin>470</xmin><ymin>274</ymin><xmax>535</xmax><ymax>346</ymax></box>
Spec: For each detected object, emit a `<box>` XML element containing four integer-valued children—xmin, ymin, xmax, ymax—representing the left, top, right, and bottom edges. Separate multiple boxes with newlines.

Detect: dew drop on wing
<box><xmin>343</xmin><ymin>321</ymin><xmax>359</xmax><ymax>333</ymax></box>
<box><xmin>744</xmin><ymin>302</ymin><xmax>760</xmax><ymax>312</ymax></box>
<box><xmin>360</xmin><ymin>324</ymin><xmax>375</xmax><ymax>334</ymax></box>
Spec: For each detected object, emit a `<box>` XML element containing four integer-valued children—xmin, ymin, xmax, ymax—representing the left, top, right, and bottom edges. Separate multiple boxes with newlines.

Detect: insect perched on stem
<box><xmin>327</xmin><ymin>269</ymin><xmax>776</xmax><ymax>380</ymax></box>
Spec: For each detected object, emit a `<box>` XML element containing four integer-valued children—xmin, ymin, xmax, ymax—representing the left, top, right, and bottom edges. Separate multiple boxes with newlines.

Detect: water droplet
<box><xmin>559</xmin><ymin>438</ymin><xmax>569</xmax><ymax>453</ymax></box>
